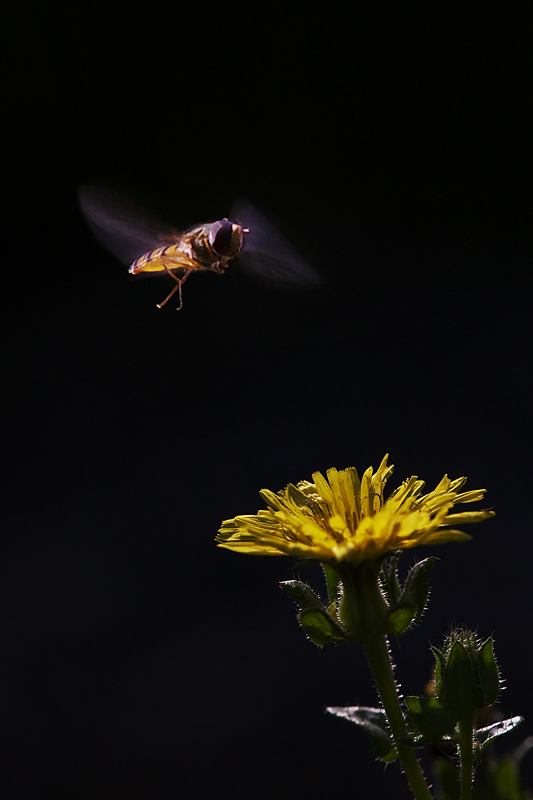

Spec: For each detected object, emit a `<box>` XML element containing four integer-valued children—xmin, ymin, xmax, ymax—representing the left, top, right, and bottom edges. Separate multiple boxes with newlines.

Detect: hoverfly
<box><xmin>78</xmin><ymin>185</ymin><xmax>319</xmax><ymax>310</ymax></box>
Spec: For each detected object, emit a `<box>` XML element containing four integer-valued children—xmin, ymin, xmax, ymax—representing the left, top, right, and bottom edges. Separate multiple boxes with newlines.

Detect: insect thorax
<box><xmin>182</xmin><ymin>224</ymin><xmax>227</xmax><ymax>269</ymax></box>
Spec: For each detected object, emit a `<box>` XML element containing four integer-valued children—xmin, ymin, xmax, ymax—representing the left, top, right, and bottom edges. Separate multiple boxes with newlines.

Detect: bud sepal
<box><xmin>379</xmin><ymin>556</ymin><xmax>436</xmax><ymax>636</ymax></box>
<box><xmin>280</xmin><ymin>579</ymin><xmax>350</xmax><ymax>646</ymax></box>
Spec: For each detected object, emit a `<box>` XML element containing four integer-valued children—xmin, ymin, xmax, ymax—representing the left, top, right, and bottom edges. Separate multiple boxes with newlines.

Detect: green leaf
<box><xmin>327</xmin><ymin>706</ymin><xmax>397</xmax><ymax>762</ymax></box>
<box><xmin>298</xmin><ymin>609</ymin><xmax>349</xmax><ymax>646</ymax></box>
<box><xmin>404</xmin><ymin>695</ymin><xmax>458</xmax><ymax>743</ymax></box>
<box><xmin>476</xmin><ymin>637</ymin><xmax>500</xmax><ymax>706</ymax></box>
<box><xmin>474</xmin><ymin>716</ymin><xmax>523</xmax><ymax>752</ymax></box>
<box><xmin>419</xmin><ymin>696</ymin><xmax>459</xmax><ymax>735</ymax></box>
<box><xmin>405</xmin><ymin>698</ymin><xmax>458</xmax><ymax>743</ymax></box>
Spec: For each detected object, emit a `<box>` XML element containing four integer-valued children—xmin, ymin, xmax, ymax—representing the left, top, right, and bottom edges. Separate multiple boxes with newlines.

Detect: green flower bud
<box><xmin>445</xmin><ymin>640</ymin><xmax>484</xmax><ymax>713</ymax></box>
<box><xmin>439</xmin><ymin>629</ymin><xmax>500</xmax><ymax>714</ymax></box>
<box><xmin>406</xmin><ymin>630</ymin><xmax>502</xmax><ymax>747</ymax></box>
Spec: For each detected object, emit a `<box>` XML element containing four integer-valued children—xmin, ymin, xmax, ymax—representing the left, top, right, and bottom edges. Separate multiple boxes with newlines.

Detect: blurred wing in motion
<box><xmin>231</xmin><ymin>199</ymin><xmax>321</xmax><ymax>285</ymax></box>
<box><xmin>78</xmin><ymin>184</ymin><xmax>177</xmax><ymax>266</ymax></box>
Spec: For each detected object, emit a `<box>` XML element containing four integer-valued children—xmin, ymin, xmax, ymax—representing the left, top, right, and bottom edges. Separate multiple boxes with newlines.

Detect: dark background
<box><xmin>3</xmin><ymin>3</ymin><xmax>533</xmax><ymax>798</ymax></box>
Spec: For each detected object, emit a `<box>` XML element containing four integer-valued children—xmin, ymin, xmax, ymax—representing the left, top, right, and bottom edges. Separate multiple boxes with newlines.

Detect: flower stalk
<box><xmin>457</xmin><ymin>715</ymin><xmax>475</xmax><ymax>800</ymax></box>
<box><xmin>364</xmin><ymin>634</ymin><xmax>434</xmax><ymax>800</ymax></box>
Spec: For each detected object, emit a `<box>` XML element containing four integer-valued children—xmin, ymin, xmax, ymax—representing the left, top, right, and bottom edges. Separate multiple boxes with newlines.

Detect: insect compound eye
<box><xmin>209</xmin><ymin>219</ymin><xmax>236</xmax><ymax>257</ymax></box>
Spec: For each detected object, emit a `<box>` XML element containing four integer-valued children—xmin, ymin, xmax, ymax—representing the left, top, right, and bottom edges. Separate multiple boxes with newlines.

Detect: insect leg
<box><xmin>157</xmin><ymin>266</ymin><xmax>193</xmax><ymax>311</ymax></box>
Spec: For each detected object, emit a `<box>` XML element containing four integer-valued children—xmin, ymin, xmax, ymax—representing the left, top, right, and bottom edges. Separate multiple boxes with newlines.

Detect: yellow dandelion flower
<box><xmin>216</xmin><ymin>455</ymin><xmax>494</xmax><ymax>567</ymax></box>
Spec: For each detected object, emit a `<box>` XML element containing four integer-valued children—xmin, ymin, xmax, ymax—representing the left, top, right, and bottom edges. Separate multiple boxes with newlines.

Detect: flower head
<box><xmin>216</xmin><ymin>455</ymin><xmax>494</xmax><ymax>567</ymax></box>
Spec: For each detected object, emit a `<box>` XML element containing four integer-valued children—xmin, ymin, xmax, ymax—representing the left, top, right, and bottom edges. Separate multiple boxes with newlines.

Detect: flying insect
<box><xmin>78</xmin><ymin>185</ymin><xmax>319</xmax><ymax>310</ymax></box>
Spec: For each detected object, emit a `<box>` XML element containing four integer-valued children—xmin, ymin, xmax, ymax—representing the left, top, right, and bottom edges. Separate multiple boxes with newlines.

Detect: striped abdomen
<box><xmin>129</xmin><ymin>244</ymin><xmax>197</xmax><ymax>275</ymax></box>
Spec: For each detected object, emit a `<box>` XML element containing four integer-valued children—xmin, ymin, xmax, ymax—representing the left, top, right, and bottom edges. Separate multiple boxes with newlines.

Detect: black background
<box><xmin>3</xmin><ymin>3</ymin><xmax>533</xmax><ymax>798</ymax></box>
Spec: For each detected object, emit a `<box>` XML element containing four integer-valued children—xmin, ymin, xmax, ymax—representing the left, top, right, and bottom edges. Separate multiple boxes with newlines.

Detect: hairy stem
<box><xmin>458</xmin><ymin>716</ymin><xmax>474</xmax><ymax>800</ymax></box>
<box><xmin>364</xmin><ymin>635</ymin><xmax>434</xmax><ymax>800</ymax></box>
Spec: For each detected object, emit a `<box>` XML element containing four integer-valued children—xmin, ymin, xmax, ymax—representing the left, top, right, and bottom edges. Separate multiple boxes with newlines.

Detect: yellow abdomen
<box><xmin>129</xmin><ymin>245</ymin><xmax>197</xmax><ymax>275</ymax></box>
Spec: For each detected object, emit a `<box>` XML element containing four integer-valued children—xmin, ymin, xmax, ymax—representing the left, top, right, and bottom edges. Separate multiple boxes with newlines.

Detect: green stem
<box><xmin>364</xmin><ymin>635</ymin><xmax>434</xmax><ymax>800</ymax></box>
<box><xmin>457</xmin><ymin>716</ymin><xmax>474</xmax><ymax>800</ymax></box>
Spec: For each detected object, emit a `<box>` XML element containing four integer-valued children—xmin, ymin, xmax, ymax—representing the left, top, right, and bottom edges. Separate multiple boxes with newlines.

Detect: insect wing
<box><xmin>231</xmin><ymin>199</ymin><xmax>320</xmax><ymax>285</ymax></box>
<box><xmin>78</xmin><ymin>184</ymin><xmax>178</xmax><ymax>266</ymax></box>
